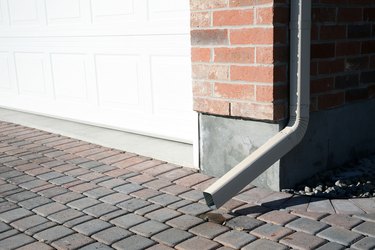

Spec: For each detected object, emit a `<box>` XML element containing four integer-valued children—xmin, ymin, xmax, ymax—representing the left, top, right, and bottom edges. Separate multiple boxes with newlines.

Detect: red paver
<box><xmin>257</xmin><ymin>210</ymin><xmax>298</xmax><ymax>226</ymax></box>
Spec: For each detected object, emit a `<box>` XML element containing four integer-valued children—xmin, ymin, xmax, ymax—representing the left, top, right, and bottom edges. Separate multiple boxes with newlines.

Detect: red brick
<box><xmin>192</xmin><ymin>64</ymin><xmax>229</xmax><ymax>81</ymax></box>
<box><xmin>190</xmin><ymin>0</ymin><xmax>228</xmax><ymax>11</ymax></box>
<box><xmin>320</xmin><ymin>25</ymin><xmax>347</xmax><ymax>40</ymax></box>
<box><xmin>193</xmin><ymin>81</ymin><xmax>212</xmax><ymax>97</ymax></box>
<box><xmin>256</xmin><ymin>46</ymin><xmax>289</xmax><ymax>64</ymax></box>
<box><xmin>191</xmin><ymin>29</ymin><xmax>228</xmax><ymax>46</ymax></box>
<box><xmin>214</xmin><ymin>47</ymin><xmax>254</xmax><ymax>63</ymax></box>
<box><xmin>338</xmin><ymin>8</ymin><xmax>363</xmax><ymax>22</ymax></box>
<box><xmin>193</xmin><ymin>98</ymin><xmax>230</xmax><ymax>115</ymax></box>
<box><xmin>229</xmin><ymin>0</ymin><xmax>256</xmax><ymax>7</ymax></box>
<box><xmin>255</xmin><ymin>85</ymin><xmax>287</xmax><ymax>102</ymax></box>
<box><xmin>311</xmin><ymin>43</ymin><xmax>335</xmax><ymax>59</ymax></box>
<box><xmin>213</xmin><ymin>9</ymin><xmax>253</xmax><ymax>26</ymax></box>
<box><xmin>318</xmin><ymin>92</ymin><xmax>345</xmax><ymax>109</ymax></box>
<box><xmin>362</xmin><ymin>40</ymin><xmax>375</xmax><ymax>54</ymax></box>
<box><xmin>230</xmin><ymin>28</ymin><xmax>273</xmax><ymax>45</ymax></box>
<box><xmin>256</xmin><ymin>7</ymin><xmax>273</xmax><ymax>25</ymax></box>
<box><xmin>336</xmin><ymin>41</ymin><xmax>361</xmax><ymax>56</ymax></box>
<box><xmin>318</xmin><ymin>59</ymin><xmax>345</xmax><ymax>75</ymax></box>
<box><xmin>191</xmin><ymin>48</ymin><xmax>210</xmax><ymax>62</ymax></box>
<box><xmin>230</xmin><ymin>102</ymin><xmax>274</xmax><ymax>120</ymax></box>
<box><xmin>364</xmin><ymin>8</ymin><xmax>375</xmax><ymax>21</ymax></box>
<box><xmin>191</xmin><ymin>12</ymin><xmax>211</xmax><ymax>28</ymax></box>
<box><xmin>214</xmin><ymin>83</ymin><xmax>254</xmax><ymax>100</ymax></box>
<box><xmin>312</xmin><ymin>7</ymin><xmax>337</xmax><ymax>23</ymax></box>
<box><xmin>311</xmin><ymin>77</ymin><xmax>334</xmax><ymax>94</ymax></box>
<box><xmin>231</xmin><ymin>65</ymin><xmax>273</xmax><ymax>83</ymax></box>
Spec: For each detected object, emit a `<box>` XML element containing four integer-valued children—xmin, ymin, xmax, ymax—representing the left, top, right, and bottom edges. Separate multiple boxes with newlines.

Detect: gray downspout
<box><xmin>203</xmin><ymin>0</ymin><xmax>311</xmax><ymax>208</ymax></box>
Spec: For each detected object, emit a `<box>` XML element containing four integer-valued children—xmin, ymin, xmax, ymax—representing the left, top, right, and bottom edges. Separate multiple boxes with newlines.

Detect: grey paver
<box><xmin>214</xmin><ymin>230</ymin><xmax>257</xmax><ymax>249</ymax></box>
<box><xmin>350</xmin><ymin>198</ymin><xmax>375</xmax><ymax>214</ymax></box>
<box><xmin>32</xmin><ymin>202</ymin><xmax>68</xmax><ymax>216</ymax></box>
<box><xmin>80</xmin><ymin>242</ymin><xmax>113</xmax><ymax>250</ymax></box>
<box><xmin>37</xmin><ymin>172</ymin><xmax>65</xmax><ymax>181</ymax></box>
<box><xmin>166</xmin><ymin>214</ymin><xmax>204</xmax><ymax>230</ymax></box>
<box><xmin>19</xmin><ymin>179</ymin><xmax>49</xmax><ymax>190</ymax></box>
<box><xmin>0</xmin><ymin>201</ymin><xmax>18</xmax><ymax>213</ymax></box>
<box><xmin>117</xmin><ymin>198</ymin><xmax>151</xmax><ymax>212</ymax></box>
<box><xmin>0</xmin><ymin>229</ymin><xmax>19</xmax><ymax>240</ymax></box>
<box><xmin>17</xmin><ymin>241</ymin><xmax>54</xmax><ymax>250</ymax></box>
<box><xmin>11</xmin><ymin>215</ymin><xmax>49</xmax><ymax>232</ymax></box>
<box><xmin>83</xmin><ymin>203</ymin><xmax>119</xmax><ymax>217</ymax></box>
<box><xmin>63</xmin><ymin>215</ymin><xmax>94</xmax><ymax>228</ymax></box>
<box><xmin>351</xmin><ymin>236</ymin><xmax>375</xmax><ymax>250</ymax></box>
<box><xmin>92</xmin><ymin>226</ymin><xmax>132</xmax><ymax>245</ymax></box>
<box><xmin>135</xmin><ymin>204</ymin><xmax>162</xmax><ymax>216</ymax></box>
<box><xmin>175</xmin><ymin>236</ymin><xmax>220</xmax><ymax>250</ymax></box>
<box><xmin>147</xmin><ymin>244</ymin><xmax>174</xmax><ymax>250</ymax></box>
<box><xmin>308</xmin><ymin>198</ymin><xmax>336</xmax><ymax>214</ymax></box>
<box><xmin>51</xmin><ymin>233</ymin><xmax>94</xmax><ymax>250</ymax></box>
<box><xmin>38</xmin><ymin>186</ymin><xmax>69</xmax><ymax>198</ymax></box>
<box><xmin>257</xmin><ymin>210</ymin><xmax>298</xmax><ymax>226</ymax></box>
<box><xmin>99</xmin><ymin>193</ymin><xmax>131</xmax><ymax>205</ymax></box>
<box><xmin>0</xmin><ymin>207</ymin><xmax>33</xmax><ymax>223</ymax></box>
<box><xmin>315</xmin><ymin>242</ymin><xmax>345</xmax><ymax>250</ymax></box>
<box><xmin>149</xmin><ymin>193</ymin><xmax>182</xmax><ymax>206</ymax></box>
<box><xmin>143</xmin><ymin>179</ymin><xmax>174</xmax><ymax>190</ymax></box>
<box><xmin>189</xmin><ymin>222</ymin><xmax>229</xmax><ymax>239</ymax></box>
<box><xmin>151</xmin><ymin>228</ymin><xmax>193</xmax><ymax>247</ymax></box>
<box><xmin>317</xmin><ymin>227</ymin><xmax>362</xmax><ymax>246</ymax></box>
<box><xmin>83</xmin><ymin>187</ymin><xmax>115</xmax><ymax>199</ymax></box>
<box><xmin>286</xmin><ymin>217</ymin><xmax>329</xmax><ymax>234</ymax></box>
<box><xmin>354</xmin><ymin>213</ymin><xmax>375</xmax><ymax>223</ymax></box>
<box><xmin>72</xmin><ymin>219</ymin><xmax>112</xmax><ymax>236</ymax></box>
<box><xmin>49</xmin><ymin>176</ymin><xmax>77</xmax><ymax>185</ymax></box>
<box><xmin>99</xmin><ymin>210</ymin><xmax>128</xmax><ymax>221</ymax></box>
<box><xmin>0</xmin><ymin>221</ymin><xmax>11</xmax><ymax>233</ymax></box>
<box><xmin>331</xmin><ymin>199</ymin><xmax>365</xmax><ymax>214</ymax></box>
<box><xmin>114</xmin><ymin>183</ymin><xmax>144</xmax><ymax>194</ymax></box>
<box><xmin>110</xmin><ymin>213</ymin><xmax>148</xmax><ymax>229</ymax></box>
<box><xmin>48</xmin><ymin>209</ymin><xmax>84</xmax><ymax>224</ymax></box>
<box><xmin>321</xmin><ymin>214</ymin><xmax>363</xmax><ymax>229</ymax></box>
<box><xmin>250</xmin><ymin>223</ymin><xmax>293</xmax><ymax>241</ymax></box>
<box><xmin>242</xmin><ymin>239</ymin><xmax>288</xmax><ymax>250</ymax></box>
<box><xmin>130</xmin><ymin>220</ymin><xmax>170</xmax><ymax>237</ymax></box>
<box><xmin>6</xmin><ymin>190</ymin><xmax>38</xmax><ymax>203</ymax></box>
<box><xmin>352</xmin><ymin>221</ymin><xmax>375</xmax><ymax>237</ymax></box>
<box><xmin>280</xmin><ymin>231</ymin><xmax>327</xmax><ymax>249</ymax></box>
<box><xmin>52</xmin><ymin>192</ymin><xmax>84</xmax><ymax>204</ymax></box>
<box><xmin>179</xmin><ymin>189</ymin><xmax>205</xmax><ymax>202</ymax></box>
<box><xmin>34</xmin><ymin>225</ymin><xmax>75</xmax><ymax>243</ymax></box>
<box><xmin>167</xmin><ymin>200</ymin><xmax>193</xmax><ymax>210</ymax></box>
<box><xmin>177</xmin><ymin>203</ymin><xmax>211</xmax><ymax>216</ymax></box>
<box><xmin>67</xmin><ymin>197</ymin><xmax>101</xmax><ymax>210</ymax></box>
<box><xmin>0</xmin><ymin>233</ymin><xmax>36</xmax><ymax>249</ymax></box>
<box><xmin>146</xmin><ymin>207</ymin><xmax>181</xmax><ymax>222</ymax></box>
<box><xmin>113</xmin><ymin>235</ymin><xmax>156</xmax><ymax>250</ymax></box>
<box><xmin>24</xmin><ymin>221</ymin><xmax>57</xmax><ymax>235</ymax></box>
<box><xmin>225</xmin><ymin>216</ymin><xmax>264</xmax><ymax>231</ymax></box>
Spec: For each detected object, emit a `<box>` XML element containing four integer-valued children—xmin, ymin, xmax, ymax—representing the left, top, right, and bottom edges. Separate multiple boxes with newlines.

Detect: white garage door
<box><xmin>0</xmin><ymin>0</ymin><xmax>194</xmax><ymax>143</ymax></box>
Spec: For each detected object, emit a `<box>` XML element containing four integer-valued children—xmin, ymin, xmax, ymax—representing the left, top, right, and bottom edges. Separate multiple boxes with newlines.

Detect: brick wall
<box><xmin>190</xmin><ymin>0</ymin><xmax>375</xmax><ymax>122</ymax></box>
<box><xmin>310</xmin><ymin>0</ymin><xmax>375</xmax><ymax>112</ymax></box>
<box><xmin>190</xmin><ymin>0</ymin><xmax>289</xmax><ymax>121</ymax></box>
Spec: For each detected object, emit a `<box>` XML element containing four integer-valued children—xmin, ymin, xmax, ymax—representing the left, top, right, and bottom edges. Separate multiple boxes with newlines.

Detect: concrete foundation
<box><xmin>199</xmin><ymin>99</ymin><xmax>375</xmax><ymax>191</ymax></box>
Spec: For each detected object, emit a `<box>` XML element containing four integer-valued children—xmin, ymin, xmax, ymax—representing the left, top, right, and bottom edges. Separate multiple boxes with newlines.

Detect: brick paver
<box><xmin>0</xmin><ymin>121</ymin><xmax>375</xmax><ymax>250</ymax></box>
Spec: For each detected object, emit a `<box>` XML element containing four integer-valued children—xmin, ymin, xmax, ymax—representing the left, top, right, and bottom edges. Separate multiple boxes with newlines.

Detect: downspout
<box><xmin>203</xmin><ymin>0</ymin><xmax>311</xmax><ymax>208</ymax></box>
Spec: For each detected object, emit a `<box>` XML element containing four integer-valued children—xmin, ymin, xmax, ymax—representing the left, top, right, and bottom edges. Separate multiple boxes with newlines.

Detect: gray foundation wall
<box><xmin>199</xmin><ymin>99</ymin><xmax>375</xmax><ymax>191</ymax></box>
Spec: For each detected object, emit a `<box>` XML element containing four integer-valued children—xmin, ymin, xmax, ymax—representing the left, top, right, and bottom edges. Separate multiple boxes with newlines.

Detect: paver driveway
<box><xmin>1</xmin><ymin>121</ymin><xmax>375</xmax><ymax>250</ymax></box>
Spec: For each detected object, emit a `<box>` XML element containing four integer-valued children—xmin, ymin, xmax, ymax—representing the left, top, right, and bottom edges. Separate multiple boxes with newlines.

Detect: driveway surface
<box><xmin>0</xmin><ymin>121</ymin><xmax>375</xmax><ymax>250</ymax></box>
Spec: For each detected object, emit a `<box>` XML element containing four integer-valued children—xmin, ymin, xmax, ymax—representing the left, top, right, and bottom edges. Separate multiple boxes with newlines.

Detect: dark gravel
<box><xmin>282</xmin><ymin>155</ymin><xmax>375</xmax><ymax>198</ymax></box>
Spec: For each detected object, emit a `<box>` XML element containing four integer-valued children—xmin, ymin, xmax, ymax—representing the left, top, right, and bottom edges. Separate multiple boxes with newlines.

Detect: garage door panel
<box><xmin>0</xmin><ymin>52</ymin><xmax>11</xmax><ymax>90</ymax></box>
<box><xmin>148</xmin><ymin>0</ymin><xmax>190</xmax><ymax>22</ymax></box>
<box><xmin>8</xmin><ymin>0</ymin><xmax>41</xmax><ymax>25</ymax></box>
<box><xmin>45</xmin><ymin>0</ymin><xmax>89</xmax><ymax>25</ymax></box>
<box><xmin>95</xmin><ymin>54</ymin><xmax>141</xmax><ymax>108</ymax></box>
<box><xmin>51</xmin><ymin>53</ymin><xmax>88</xmax><ymax>102</ymax></box>
<box><xmin>92</xmin><ymin>0</ymin><xmax>136</xmax><ymax>23</ymax></box>
<box><xmin>15</xmin><ymin>52</ymin><xmax>49</xmax><ymax>96</ymax></box>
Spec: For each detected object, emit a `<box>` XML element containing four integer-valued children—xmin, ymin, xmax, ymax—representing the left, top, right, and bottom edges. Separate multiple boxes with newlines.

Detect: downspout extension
<box><xmin>203</xmin><ymin>0</ymin><xmax>311</xmax><ymax>208</ymax></box>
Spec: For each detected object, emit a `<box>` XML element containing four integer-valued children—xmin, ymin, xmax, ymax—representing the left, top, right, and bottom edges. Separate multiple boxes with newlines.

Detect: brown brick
<box><xmin>191</xmin><ymin>30</ymin><xmax>229</xmax><ymax>46</ymax></box>
<box><xmin>214</xmin><ymin>47</ymin><xmax>254</xmax><ymax>64</ymax></box>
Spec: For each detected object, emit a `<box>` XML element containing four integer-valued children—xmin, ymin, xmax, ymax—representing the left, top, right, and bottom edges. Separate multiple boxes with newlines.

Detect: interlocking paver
<box><xmin>49</xmin><ymin>175</ymin><xmax>77</xmax><ymax>185</ymax></box>
<box><xmin>48</xmin><ymin>209</ymin><xmax>85</xmax><ymax>224</ymax></box>
<box><xmin>72</xmin><ymin>219</ymin><xmax>112</xmax><ymax>236</ymax></box>
<box><xmin>34</xmin><ymin>225</ymin><xmax>75</xmax><ymax>243</ymax></box>
<box><xmin>149</xmin><ymin>193</ymin><xmax>182</xmax><ymax>206</ymax></box>
<box><xmin>38</xmin><ymin>186</ymin><xmax>69</xmax><ymax>198</ymax></box>
<box><xmin>32</xmin><ymin>202</ymin><xmax>68</xmax><ymax>216</ymax></box>
<box><xmin>99</xmin><ymin>192</ymin><xmax>131</xmax><ymax>205</ymax></box>
<box><xmin>351</xmin><ymin>236</ymin><xmax>375</xmax><ymax>250</ymax></box>
<box><xmin>6</xmin><ymin>190</ymin><xmax>38</xmax><ymax>203</ymax></box>
<box><xmin>127</xmin><ymin>173</ymin><xmax>156</xmax><ymax>184</ymax></box>
<box><xmin>131</xmin><ymin>188</ymin><xmax>162</xmax><ymax>200</ymax></box>
<box><xmin>111</xmin><ymin>213</ymin><xmax>148</xmax><ymax>229</ymax></box>
<box><xmin>83</xmin><ymin>203</ymin><xmax>119</xmax><ymax>217</ymax></box>
<box><xmin>52</xmin><ymin>192</ymin><xmax>84</xmax><ymax>204</ymax></box>
<box><xmin>92</xmin><ymin>226</ymin><xmax>132</xmax><ymax>245</ymax></box>
<box><xmin>0</xmin><ymin>229</ymin><xmax>19</xmax><ymax>240</ymax></box>
<box><xmin>147</xmin><ymin>244</ymin><xmax>174</xmax><ymax>250</ymax></box>
<box><xmin>67</xmin><ymin>197</ymin><xmax>101</xmax><ymax>210</ymax></box>
<box><xmin>117</xmin><ymin>198</ymin><xmax>151</xmax><ymax>212</ymax></box>
<box><xmin>317</xmin><ymin>227</ymin><xmax>362</xmax><ymax>246</ymax></box>
<box><xmin>11</xmin><ymin>215</ymin><xmax>49</xmax><ymax>232</ymax></box>
<box><xmin>0</xmin><ymin>207</ymin><xmax>33</xmax><ymax>223</ymax></box>
<box><xmin>157</xmin><ymin>168</ymin><xmax>194</xmax><ymax>181</ymax></box>
<box><xmin>0</xmin><ymin>221</ymin><xmax>11</xmax><ymax>233</ymax></box>
<box><xmin>280</xmin><ymin>231</ymin><xmax>327</xmax><ymax>249</ymax></box>
<box><xmin>291</xmin><ymin>210</ymin><xmax>329</xmax><ymax>220</ymax></box>
<box><xmin>308</xmin><ymin>198</ymin><xmax>336</xmax><ymax>214</ymax></box>
<box><xmin>242</xmin><ymin>239</ymin><xmax>288</xmax><ymax>250</ymax></box>
<box><xmin>83</xmin><ymin>187</ymin><xmax>115</xmax><ymax>199</ymax></box>
<box><xmin>257</xmin><ymin>210</ymin><xmax>298</xmax><ymax>226</ymax></box>
<box><xmin>354</xmin><ymin>213</ymin><xmax>375</xmax><ymax>223</ymax></box>
<box><xmin>24</xmin><ymin>221</ymin><xmax>57</xmax><ymax>235</ymax></box>
<box><xmin>250</xmin><ymin>223</ymin><xmax>293</xmax><ymax>241</ymax></box>
<box><xmin>161</xmin><ymin>184</ymin><xmax>191</xmax><ymax>196</ymax></box>
<box><xmin>167</xmin><ymin>200</ymin><xmax>193</xmax><ymax>210</ymax></box>
<box><xmin>135</xmin><ymin>204</ymin><xmax>162</xmax><ymax>216</ymax></box>
<box><xmin>99</xmin><ymin>209</ymin><xmax>128</xmax><ymax>221</ymax></box>
<box><xmin>113</xmin><ymin>156</ymin><xmax>150</xmax><ymax>169</ymax></box>
<box><xmin>352</xmin><ymin>221</ymin><xmax>375</xmax><ymax>237</ymax></box>
<box><xmin>350</xmin><ymin>198</ymin><xmax>375</xmax><ymax>214</ymax></box>
<box><xmin>179</xmin><ymin>189</ymin><xmax>204</xmax><ymax>202</ymax></box>
<box><xmin>234</xmin><ymin>187</ymin><xmax>273</xmax><ymax>204</ymax></box>
<box><xmin>0</xmin><ymin>233</ymin><xmax>36</xmax><ymax>249</ymax></box>
<box><xmin>286</xmin><ymin>217</ymin><xmax>329</xmax><ymax>234</ymax></box>
<box><xmin>51</xmin><ymin>233</ymin><xmax>94</xmax><ymax>250</ymax></box>
<box><xmin>130</xmin><ymin>220</ymin><xmax>169</xmax><ymax>237</ymax></box>
<box><xmin>17</xmin><ymin>241</ymin><xmax>54</xmax><ymax>250</ymax></box>
<box><xmin>321</xmin><ymin>214</ymin><xmax>363</xmax><ymax>229</ymax></box>
<box><xmin>69</xmin><ymin>182</ymin><xmax>98</xmax><ymax>193</ymax></box>
<box><xmin>214</xmin><ymin>230</ymin><xmax>257</xmax><ymax>249</ymax></box>
<box><xmin>143</xmin><ymin>179</ymin><xmax>174</xmax><ymax>190</ymax></box>
<box><xmin>63</xmin><ymin>215</ymin><xmax>94</xmax><ymax>228</ymax></box>
<box><xmin>331</xmin><ymin>199</ymin><xmax>365</xmax><ymax>214</ymax></box>
<box><xmin>152</xmin><ymin>228</ymin><xmax>193</xmax><ymax>247</ymax></box>
<box><xmin>113</xmin><ymin>234</ymin><xmax>156</xmax><ymax>250</ymax></box>
<box><xmin>225</xmin><ymin>215</ymin><xmax>264</xmax><ymax>231</ymax></box>
<box><xmin>114</xmin><ymin>183</ymin><xmax>144</xmax><ymax>194</ymax></box>
<box><xmin>315</xmin><ymin>242</ymin><xmax>345</xmax><ymax>250</ymax></box>
<box><xmin>37</xmin><ymin>172</ymin><xmax>65</xmax><ymax>181</ymax></box>
<box><xmin>166</xmin><ymin>214</ymin><xmax>204</xmax><ymax>230</ymax></box>
<box><xmin>146</xmin><ymin>207</ymin><xmax>181</xmax><ymax>222</ymax></box>
<box><xmin>178</xmin><ymin>203</ymin><xmax>211</xmax><ymax>216</ymax></box>
<box><xmin>97</xmin><ymin>178</ymin><xmax>127</xmax><ymax>188</ymax></box>
<box><xmin>8</xmin><ymin>174</ymin><xmax>36</xmax><ymax>184</ymax></box>
<box><xmin>175</xmin><ymin>236</ymin><xmax>220</xmax><ymax>250</ymax></box>
<box><xmin>19</xmin><ymin>179</ymin><xmax>49</xmax><ymax>190</ymax></box>
<box><xmin>189</xmin><ymin>222</ymin><xmax>229</xmax><ymax>239</ymax></box>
